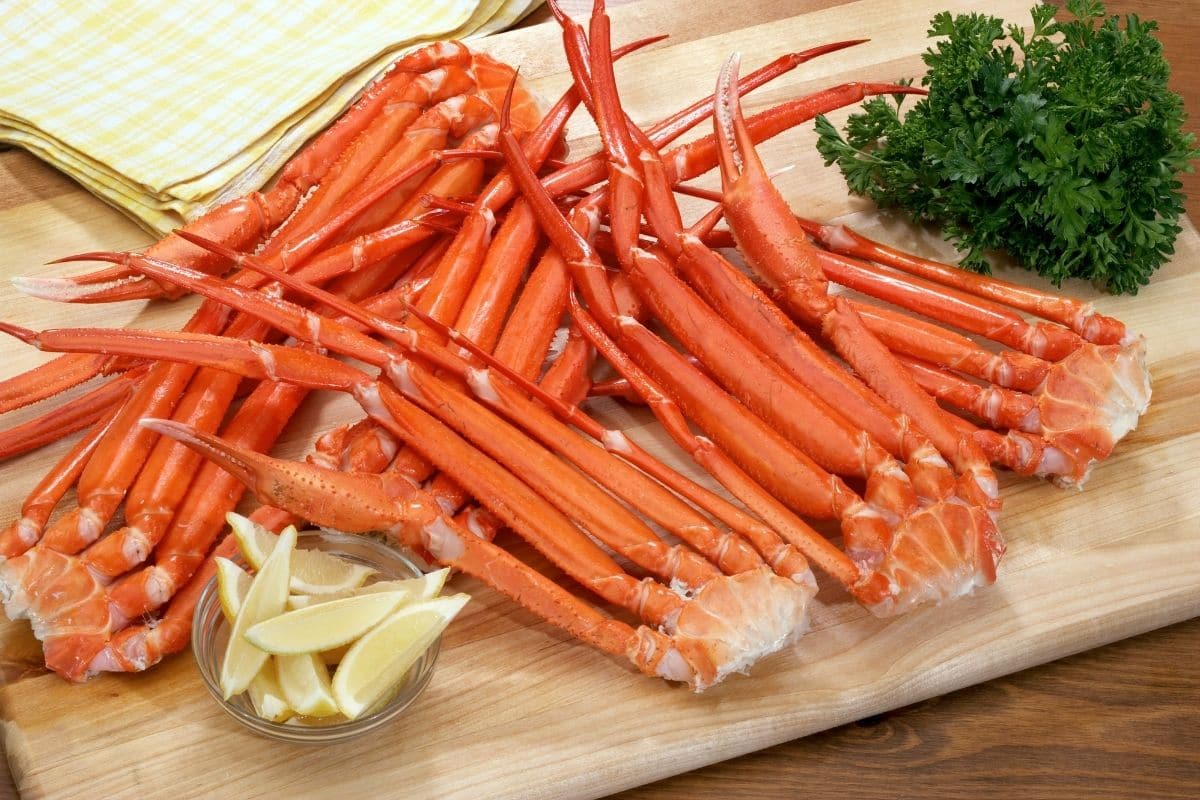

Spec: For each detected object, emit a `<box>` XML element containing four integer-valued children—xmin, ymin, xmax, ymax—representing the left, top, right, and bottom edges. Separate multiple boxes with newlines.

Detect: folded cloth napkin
<box><xmin>0</xmin><ymin>0</ymin><xmax>542</xmax><ymax>233</ymax></box>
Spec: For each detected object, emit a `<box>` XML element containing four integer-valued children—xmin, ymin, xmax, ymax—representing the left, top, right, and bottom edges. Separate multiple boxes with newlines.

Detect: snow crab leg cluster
<box><xmin>0</xmin><ymin>1</ymin><xmax>1149</xmax><ymax>689</ymax></box>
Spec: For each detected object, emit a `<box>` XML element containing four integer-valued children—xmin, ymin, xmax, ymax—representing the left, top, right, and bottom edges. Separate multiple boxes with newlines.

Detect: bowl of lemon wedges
<box><xmin>193</xmin><ymin>513</ymin><xmax>467</xmax><ymax>742</ymax></box>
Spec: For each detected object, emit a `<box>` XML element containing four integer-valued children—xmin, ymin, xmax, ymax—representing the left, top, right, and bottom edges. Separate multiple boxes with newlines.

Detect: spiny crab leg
<box><xmin>112</xmin><ymin>250</ymin><xmax>780</xmax><ymax>589</ymax></box>
<box><xmin>2</xmin><ymin>320</ymin><xmax>813</xmax><ymax>688</ymax></box>
<box><xmin>144</xmin><ymin>418</ymin><xmax>807</xmax><ymax>691</ymax></box>
<box><xmin>0</xmin><ymin>353</ymin><xmax>119</xmax><ymax>415</ymax></box>
<box><xmin>714</xmin><ymin>55</ymin><xmax>997</xmax><ymax>500</ymax></box>
<box><xmin>0</xmin><ymin>365</ymin><xmax>144</xmax><ymax>460</ymax></box>
<box><xmin>797</xmin><ymin>218</ymin><xmax>1130</xmax><ymax>345</ymax></box>
<box><xmin>162</xmin><ymin>234</ymin><xmax>807</xmax><ymax>582</ymax></box>
<box><xmin>0</xmin><ymin>408</ymin><xmax>121</xmax><ymax>560</ymax></box>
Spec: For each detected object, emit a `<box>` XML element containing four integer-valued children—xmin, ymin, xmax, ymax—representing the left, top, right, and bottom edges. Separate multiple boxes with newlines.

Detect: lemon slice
<box><xmin>219</xmin><ymin>525</ymin><xmax>295</xmax><ymax>699</ymax></box>
<box><xmin>288</xmin><ymin>551</ymin><xmax>376</xmax><ymax>595</ymax></box>
<box><xmin>244</xmin><ymin>591</ymin><xmax>410</xmax><ymax>655</ymax></box>
<box><xmin>286</xmin><ymin>567</ymin><xmax>450</xmax><ymax>610</ymax></box>
<box><xmin>228</xmin><ymin>513</ymin><xmax>287</xmax><ymax>568</ymax></box>
<box><xmin>332</xmin><ymin>594</ymin><xmax>469</xmax><ymax>719</ymax></box>
<box><xmin>247</xmin><ymin>659</ymin><xmax>294</xmax><ymax>723</ymax></box>
<box><xmin>275</xmin><ymin>652</ymin><xmax>339</xmax><ymax>717</ymax></box>
<box><xmin>215</xmin><ymin>557</ymin><xmax>251</xmax><ymax>623</ymax></box>
<box><xmin>226</xmin><ymin>513</ymin><xmax>375</xmax><ymax>594</ymax></box>
<box><xmin>320</xmin><ymin>643</ymin><xmax>352</xmax><ymax>666</ymax></box>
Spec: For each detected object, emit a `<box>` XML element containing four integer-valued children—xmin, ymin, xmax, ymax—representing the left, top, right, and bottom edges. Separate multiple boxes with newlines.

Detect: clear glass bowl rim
<box><xmin>191</xmin><ymin>529</ymin><xmax>441</xmax><ymax>743</ymax></box>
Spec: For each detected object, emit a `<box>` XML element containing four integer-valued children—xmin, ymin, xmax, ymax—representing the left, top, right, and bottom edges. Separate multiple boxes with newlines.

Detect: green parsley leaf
<box><xmin>814</xmin><ymin>0</ymin><xmax>1199</xmax><ymax>294</ymax></box>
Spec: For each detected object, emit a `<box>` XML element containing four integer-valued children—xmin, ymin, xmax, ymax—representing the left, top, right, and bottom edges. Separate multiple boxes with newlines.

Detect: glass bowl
<box><xmin>192</xmin><ymin>529</ymin><xmax>441</xmax><ymax>743</ymax></box>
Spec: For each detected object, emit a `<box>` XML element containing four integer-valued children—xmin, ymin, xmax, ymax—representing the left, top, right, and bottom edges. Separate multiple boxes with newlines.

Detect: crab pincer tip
<box><xmin>500</xmin><ymin>69</ymin><xmax>520</xmax><ymax>134</ymax></box>
<box><xmin>138</xmin><ymin>417</ymin><xmax>183</xmax><ymax>437</ymax></box>
<box><xmin>45</xmin><ymin>251</ymin><xmax>123</xmax><ymax>266</ymax></box>
<box><xmin>0</xmin><ymin>319</ymin><xmax>38</xmax><ymax>344</ymax></box>
<box><xmin>546</xmin><ymin>0</ymin><xmax>569</xmax><ymax>23</ymax></box>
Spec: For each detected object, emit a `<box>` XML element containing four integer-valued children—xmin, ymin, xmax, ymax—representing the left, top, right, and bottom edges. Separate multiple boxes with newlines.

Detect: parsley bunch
<box><xmin>814</xmin><ymin>0</ymin><xmax>1197</xmax><ymax>294</ymax></box>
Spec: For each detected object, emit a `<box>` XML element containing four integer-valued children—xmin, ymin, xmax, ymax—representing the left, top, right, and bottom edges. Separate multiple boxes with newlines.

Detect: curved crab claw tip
<box><xmin>137</xmin><ymin>417</ymin><xmax>186</xmax><ymax>437</ymax></box>
<box><xmin>11</xmin><ymin>273</ymin><xmax>146</xmax><ymax>303</ymax></box>
<box><xmin>714</xmin><ymin>53</ymin><xmax>746</xmax><ymax>180</ymax></box>
<box><xmin>546</xmin><ymin>0</ymin><xmax>570</xmax><ymax>23</ymax></box>
<box><xmin>139</xmin><ymin>417</ymin><xmax>261</xmax><ymax>489</ymax></box>
<box><xmin>817</xmin><ymin>38</ymin><xmax>869</xmax><ymax>55</ymax></box>
<box><xmin>44</xmin><ymin>250</ymin><xmax>124</xmax><ymax>266</ymax></box>
<box><xmin>722</xmin><ymin>51</ymin><xmax>743</xmax><ymax>84</ymax></box>
<box><xmin>500</xmin><ymin>70</ymin><xmax>520</xmax><ymax>133</ymax></box>
<box><xmin>0</xmin><ymin>319</ymin><xmax>37</xmax><ymax>344</ymax></box>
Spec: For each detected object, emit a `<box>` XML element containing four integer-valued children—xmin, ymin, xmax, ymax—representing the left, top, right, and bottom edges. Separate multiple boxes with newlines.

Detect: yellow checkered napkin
<box><xmin>0</xmin><ymin>0</ymin><xmax>542</xmax><ymax>233</ymax></box>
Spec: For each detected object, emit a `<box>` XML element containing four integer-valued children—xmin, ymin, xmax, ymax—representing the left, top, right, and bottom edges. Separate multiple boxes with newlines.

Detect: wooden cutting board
<box><xmin>1</xmin><ymin>0</ymin><xmax>1197</xmax><ymax>797</ymax></box>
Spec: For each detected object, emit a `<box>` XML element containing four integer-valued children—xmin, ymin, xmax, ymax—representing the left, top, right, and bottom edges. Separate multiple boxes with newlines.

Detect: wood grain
<box><xmin>616</xmin><ymin>617</ymin><xmax>1200</xmax><ymax>800</ymax></box>
<box><xmin>0</xmin><ymin>1</ymin><xmax>1197</xmax><ymax>798</ymax></box>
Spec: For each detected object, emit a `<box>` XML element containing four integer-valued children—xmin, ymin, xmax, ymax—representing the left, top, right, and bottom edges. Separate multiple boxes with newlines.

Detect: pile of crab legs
<box><xmin>0</xmin><ymin>1</ymin><xmax>1150</xmax><ymax>690</ymax></box>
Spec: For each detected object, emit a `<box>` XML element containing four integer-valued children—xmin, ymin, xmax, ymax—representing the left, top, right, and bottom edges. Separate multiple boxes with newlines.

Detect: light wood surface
<box><xmin>1</xmin><ymin>1</ymin><xmax>1198</xmax><ymax>798</ymax></box>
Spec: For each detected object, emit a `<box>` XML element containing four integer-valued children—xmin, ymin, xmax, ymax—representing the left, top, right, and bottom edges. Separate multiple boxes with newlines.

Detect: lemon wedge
<box><xmin>332</xmin><ymin>594</ymin><xmax>469</xmax><ymax>719</ymax></box>
<box><xmin>227</xmin><ymin>513</ymin><xmax>375</xmax><ymax>594</ymax></box>
<box><xmin>244</xmin><ymin>591</ymin><xmax>410</xmax><ymax>655</ymax></box>
<box><xmin>275</xmin><ymin>652</ymin><xmax>339</xmax><ymax>717</ymax></box>
<box><xmin>215</xmin><ymin>557</ymin><xmax>251</xmax><ymax>623</ymax></box>
<box><xmin>320</xmin><ymin>643</ymin><xmax>352</xmax><ymax>666</ymax></box>
<box><xmin>285</xmin><ymin>567</ymin><xmax>450</xmax><ymax>610</ymax></box>
<box><xmin>219</xmin><ymin>525</ymin><xmax>295</xmax><ymax>699</ymax></box>
<box><xmin>247</xmin><ymin>659</ymin><xmax>294</xmax><ymax>723</ymax></box>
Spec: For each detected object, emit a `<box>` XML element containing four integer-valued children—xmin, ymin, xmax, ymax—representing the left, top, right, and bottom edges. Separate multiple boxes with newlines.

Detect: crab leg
<box><xmin>411</xmin><ymin>34</ymin><xmax>658</xmax><ymax>334</ymax></box>
<box><xmin>488</xmin><ymin>79</ymin><xmax>923</xmax><ymax>383</ymax></box>
<box><xmin>0</xmin><ymin>101</ymin><xmax>477</xmax><ymax>441</ymax></box>
<box><xmin>575</xmin><ymin>18</ymin><xmax>919</xmax><ymax>495</ymax></box>
<box><xmin>274</xmin><ymin>69</ymin><xmax>479</xmax><ymax>247</ymax></box>
<box><xmin>110</xmin><ymin>253</ymin><xmax>758</xmax><ymax>590</ymax></box>
<box><xmin>715</xmin><ymin>56</ymin><xmax>996</xmax><ymax>492</ymax></box>
<box><xmin>0</xmin><ymin>354</ymin><xmax>120</xmax><ymax>415</ymax></box>
<box><xmin>323</xmin><ymin>44</ymin><xmax>649</xmax><ymax>520</ymax></box>
<box><xmin>0</xmin><ymin>409</ymin><xmax>120</xmax><ymax>559</ymax></box>
<box><xmin>498</xmin><ymin>98</ymin><xmax>868</xmax><ymax>581</ymax></box>
<box><xmin>1</xmin><ymin>66</ymin><xmax>888</xmax><ymax>424</ymax></box>
<box><xmin>15</xmin><ymin>44</ymin><xmax>476</xmax><ymax>305</ymax></box>
<box><xmin>15</xmin><ymin>327</ymin><xmax>692</xmax><ymax>627</ymax></box>
<box><xmin>103</xmin><ymin>379</ymin><xmax>307</xmax><ymax>627</ymax></box>
<box><xmin>25</xmin><ymin>378</ymin><xmax>309</xmax><ymax>680</ymax></box>
<box><xmin>0</xmin><ymin>365</ymin><xmax>144</xmax><ymax>460</ymax></box>
<box><xmin>150</xmin><ymin>242</ymin><xmax>799</xmax><ymax>581</ymax></box>
<box><xmin>6</xmin><ymin>300</ymin><xmax>228</xmax><ymax>555</ymax></box>
<box><xmin>798</xmin><ymin>219</ymin><xmax>1129</xmax><ymax>345</ymax></box>
<box><xmin>296</xmin><ymin>49</ymin><xmax>588</xmax><ymax>496</ymax></box>
<box><xmin>401</xmin><ymin>299</ymin><xmax>812</xmax><ymax>581</ymax></box>
<box><xmin>142</xmin><ymin>419</ymin><xmax>810</xmax><ymax>691</ymax></box>
<box><xmin>78</xmin><ymin>364</ymin><xmax>243</xmax><ymax>580</ymax></box>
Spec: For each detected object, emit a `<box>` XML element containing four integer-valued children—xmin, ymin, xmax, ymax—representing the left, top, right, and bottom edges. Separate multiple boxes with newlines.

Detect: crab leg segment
<box><xmin>165</xmin><ymin>240</ymin><xmax>802</xmax><ymax>582</ymax></box>
<box><xmin>0</xmin><ymin>366</ymin><xmax>143</xmax><ymax>460</ymax></box>
<box><xmin>0</xmin><ymin>354</ymin><xmax>117</xmax><ymax>415</ymax></box>
<box><xmin>715</xmin><ymin>56</ymin><xmax>996</xmax><ymax>496</ymax></box>
<box><xmin>798</xmin><ymin>219</ymin><xmax>1129</xmax><ymax>345</ymax></box>
<box><xmin>0</xmin><ymin>410</ymin><xmax>119</xmax><ymax>559</ymax></box>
